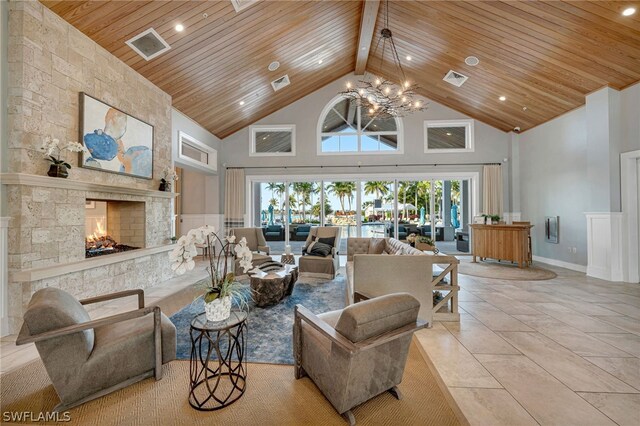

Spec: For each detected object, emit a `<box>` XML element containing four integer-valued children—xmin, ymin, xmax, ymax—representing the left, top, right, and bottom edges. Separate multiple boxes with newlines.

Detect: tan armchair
<box><xmin>294</xmin><ymin>293</ymin><xmax>426</xmax><ymax>425</ymax></box>
<box><xmin>229</xmin><ymin>227</ymin><xmax>273</xmax><ymax>273</ymax></box>
<box><xmin>298</xmin><ymin>226</ymin><xmax>342</xmax><ymax>279</ymax></box>
<box><xmin>16</xmin><ymin>287</ymin><xmax>176</xmax><ymax>412</ymax></box>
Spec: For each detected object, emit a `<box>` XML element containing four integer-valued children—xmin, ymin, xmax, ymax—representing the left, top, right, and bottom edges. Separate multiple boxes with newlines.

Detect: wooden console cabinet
<box><xmin>470</xmin><ymin>224</ymin><xmax>533</xmax><ymax>268</ymax></box>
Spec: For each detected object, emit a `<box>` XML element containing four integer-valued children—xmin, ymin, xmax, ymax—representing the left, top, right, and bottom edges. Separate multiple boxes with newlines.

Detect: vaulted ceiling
<box><xmin>42</xmin><ymin>0</ymin><xmax>640</xmax><ymax>138</ymax></box>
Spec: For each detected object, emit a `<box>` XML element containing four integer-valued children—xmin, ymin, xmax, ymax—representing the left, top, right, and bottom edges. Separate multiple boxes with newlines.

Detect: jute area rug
<box><xmin>457</xmin><ymin>257</ymin><xmax>557</xmax><ymax>280</ymax></box>
<box><xmin>0</xmin><ymin>341</ymin><xmax>459</xmax><ymax>426</ymax></box>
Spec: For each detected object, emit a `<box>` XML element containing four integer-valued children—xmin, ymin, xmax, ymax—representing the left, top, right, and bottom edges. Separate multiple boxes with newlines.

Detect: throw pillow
<box><xmin>368</xmin><ymin>238</ymin><xmax>386</xmax><ymax>254</ymax></box>
<box><xmin>303</xmin><ymin>240</ymin><xmax>316</xmax><ymax>255</ymax></box>
<box><xmin>315</xmin><ymin>236</ymin><xmax>336</xmax><ymax>247</ymax></box>
<box><xmin>308</xmin><ymin>242</ymin><xmax>332</xmax><ymax>257</ymax></box>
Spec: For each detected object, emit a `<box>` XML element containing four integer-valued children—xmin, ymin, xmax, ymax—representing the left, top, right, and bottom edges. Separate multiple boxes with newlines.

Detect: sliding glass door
<box><xmin>251</xmin><ymin>175</ymin><xmax>474</xmax><ymax>255</ymax></box>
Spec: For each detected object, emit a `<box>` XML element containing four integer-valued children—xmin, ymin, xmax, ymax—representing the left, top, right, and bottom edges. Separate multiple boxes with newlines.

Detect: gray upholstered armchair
<box><xmin>294</xmin><ymin>293</ymin><xmax>426</xmax><ymax>425</ymax></box>
<box><xmin>230</xmin><ymin>227</ymin><xmax>273</xmax><ymax>273</ymax></box>
<box><xmin>298</xmin><ymin>226</ymin><xmax>342</xmax><ymax>279</ymax></box>
<box><xmin>16</xmin><ymin>287</ymin><xmax>176</xmax><ymax>412</ymax></box>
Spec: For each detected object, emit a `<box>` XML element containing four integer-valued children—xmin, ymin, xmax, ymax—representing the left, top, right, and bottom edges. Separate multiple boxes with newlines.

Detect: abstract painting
<box><xmin>80</xmin><ymin>93</ymin><xmax>154</xmax><ymax>179</ymax></box>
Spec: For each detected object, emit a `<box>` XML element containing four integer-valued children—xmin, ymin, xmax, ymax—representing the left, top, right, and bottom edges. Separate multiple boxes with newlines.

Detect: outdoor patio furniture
<box><xmin>263</xmin><ymin>225</ymin><xmax>285</xmax><ymax>241</ymax></box>
<box><xmin>389</xmin><ymin>225</ymin><xmax>408</xmax><ymax>240</ymax></box>
<box><xmin>456</xmin><ymin>230</ymin><xmax>469</xmax><ymax>252</ymax></box>
<box><xmin>419</xmin><ymin>225</ymin><xmax>432</xmax><ymax>238</ymax></box>
<box><xmin>291</xmin><ymin>224</ymin><xmax>311</xmax><ymax>241</ymax></box>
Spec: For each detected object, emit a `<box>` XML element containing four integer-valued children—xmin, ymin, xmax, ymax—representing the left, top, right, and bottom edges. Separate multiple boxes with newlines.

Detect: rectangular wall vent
<box><xmin>271</xmin><ymin>75</ymin><xmax>291</xmax><ymax>92</ymax></box>
<box><xmin>231</xmin><ymin>0</ymin><xmax>258</xmax><ymax>13</ymax></box>
<box><xmin>125</xmin><ymin>28</ymin><xmax>171</xmax><ymax>61</ymax></box>
<box><xmin>443</xmin><ymin>70</ymin><xmax>469</xmax><ymax>87</ymax></box>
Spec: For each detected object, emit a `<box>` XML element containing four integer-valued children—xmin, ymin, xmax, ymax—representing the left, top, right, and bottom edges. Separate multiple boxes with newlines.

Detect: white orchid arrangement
<box><xmin>40</xmin><ymin>136</ymin><xmax>85</xmax><ymax>169</ymax></box>
<box><xmin>161</xmin><ymin>166</ymin><xmax>179</xmax><ymax>183</ymax></box>
<box><xmin>170</xmin><ymin>225</ymin><xmax>256</xmax><ymax>305</ymax></box>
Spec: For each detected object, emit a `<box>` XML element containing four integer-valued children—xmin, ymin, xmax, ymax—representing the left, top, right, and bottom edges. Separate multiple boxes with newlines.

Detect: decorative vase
<box><xmin>204</xmin><ymin>296</ymin><xmax>232</xmax><ymax>322</ymax></box>
<box><xmin>47</xmin><ymin>164</ymin><xmax>68</xmax><ymax>178</ymax></box>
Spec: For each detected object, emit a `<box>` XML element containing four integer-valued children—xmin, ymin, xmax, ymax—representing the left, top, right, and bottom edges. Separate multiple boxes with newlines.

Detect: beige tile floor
<box><xmin>416</xmin><ymin>263</ymin><xmax>640</xmax><ymax>426</ymax></box>
<box><xmin>2</xmin><ymin>258</ymin><xmax>639</xmax><ymax>426</ymax></box>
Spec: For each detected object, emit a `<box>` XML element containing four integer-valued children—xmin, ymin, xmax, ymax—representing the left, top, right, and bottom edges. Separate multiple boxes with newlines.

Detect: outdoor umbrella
<box><xmin>451</xmin><ymin>204</ymin><xmax>460</xmax><ymax>228</ymax></box>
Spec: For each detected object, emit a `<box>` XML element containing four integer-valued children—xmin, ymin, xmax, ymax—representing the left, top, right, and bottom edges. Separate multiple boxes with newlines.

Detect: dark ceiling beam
<box><xmin>355</xmin><ymin>0</ymin><xmax>381</xmax><ymax>75</ymax></box>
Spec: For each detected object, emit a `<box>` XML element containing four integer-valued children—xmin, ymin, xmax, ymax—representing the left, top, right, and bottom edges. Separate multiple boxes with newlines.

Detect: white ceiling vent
<box><xmin>443</xmin><ymin>70</ymin><xmax>469</xmax><ymax>87</ymax></box>
<box><xmin>271</xmin><ymin>75</ymin><xmax>290</xmax><ymax>92</ymax></box>
<box><xmin>231</xmin><ymin>0</ymin><xmax>258</xmax><ymax>13</ymax></box>
<box><xmin>125</xmin><ymin>28</ymin><xmax>170</xmax><ymax>61</ymax></box>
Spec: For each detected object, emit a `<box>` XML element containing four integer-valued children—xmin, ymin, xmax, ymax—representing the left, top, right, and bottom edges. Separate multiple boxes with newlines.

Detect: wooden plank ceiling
<box><xmin>42</xmin><ymin>1</ymin><xmax>640</xmax><ymax>137</ymax></box>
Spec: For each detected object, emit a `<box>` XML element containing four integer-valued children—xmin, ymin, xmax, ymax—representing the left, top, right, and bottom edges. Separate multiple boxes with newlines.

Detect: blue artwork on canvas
<box><xmin>81</xmin><ymin>93</ymin><xmax>154</xmax><ymax>179</ymax></box>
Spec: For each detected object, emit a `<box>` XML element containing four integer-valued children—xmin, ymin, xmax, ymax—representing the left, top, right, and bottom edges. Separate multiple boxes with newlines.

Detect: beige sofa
<box><xmin>346</xmin><ymin>238</ymin><xmax>441</xmax><ymax>325</ymax></box>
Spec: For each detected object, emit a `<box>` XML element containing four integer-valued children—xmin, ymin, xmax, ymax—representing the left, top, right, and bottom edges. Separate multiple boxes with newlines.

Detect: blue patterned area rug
<box><xmin>169</xmin><ymin>275</ymin><xmax>346</xmax><ymax>365</ymax></box>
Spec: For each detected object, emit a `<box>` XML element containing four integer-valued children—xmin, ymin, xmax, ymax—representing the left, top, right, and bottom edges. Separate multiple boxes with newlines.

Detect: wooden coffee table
<box><xmin>249</xmin><ymin>262</ymin><xmax>299</xmax><ymax>307</ymax></box>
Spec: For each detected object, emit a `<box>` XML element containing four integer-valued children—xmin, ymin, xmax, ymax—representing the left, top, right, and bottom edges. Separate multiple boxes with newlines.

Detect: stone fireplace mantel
<box><xmin>0</xmin><ymin>173</ymin><xmax>178</xmax><ymax>199</ymax></box>
<box><xmin>11</xmin><ymin>244</ymin><xmax>175</xmax><ymax>282</ymax></box>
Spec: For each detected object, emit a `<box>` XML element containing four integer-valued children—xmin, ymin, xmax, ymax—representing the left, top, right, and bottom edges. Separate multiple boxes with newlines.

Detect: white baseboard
<box><xmin>532</xmin><ymin>255</ymin><xmax>587</xmax><ymax>273</ymax></box>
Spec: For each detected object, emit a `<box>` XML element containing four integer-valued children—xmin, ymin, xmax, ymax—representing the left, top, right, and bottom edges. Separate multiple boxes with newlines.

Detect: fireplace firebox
<box><xmin>85</xmin><ymin>200</ymin><xmax>145</xmax><ymax>257</ymax></box>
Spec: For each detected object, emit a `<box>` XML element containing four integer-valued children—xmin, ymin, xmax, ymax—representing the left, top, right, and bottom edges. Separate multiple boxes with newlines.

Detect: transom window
<box><xmin>424</xmin><ymin>119</ymin><xmax>474</xmax><ymax>153</ymax></box>
<box><xmin>318</xmin><ymin>97</ymin><xmax>402</xmax><ymax>154</ymax></box>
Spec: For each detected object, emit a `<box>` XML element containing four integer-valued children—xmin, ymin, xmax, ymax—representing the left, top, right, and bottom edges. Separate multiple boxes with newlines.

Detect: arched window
<box><xmin>318</xmin><ymin>96</ymin><xmax>403</xmax><ymax>154</ymax></box>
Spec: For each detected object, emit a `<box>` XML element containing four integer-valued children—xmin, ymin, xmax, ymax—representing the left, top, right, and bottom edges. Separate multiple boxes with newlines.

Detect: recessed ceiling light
<box><xmin>268</xmin><ymin>61</ymin><xmax>280</xmax><ymax>71</ymax></box>
<box><xmin>446</xmin><ymin>132</ymin><xmax>452</xmax><ymax>136</ymax></box>
<box><xmin>239</xmin><ymin>100</ymin><xmax>245</xmax><ymax>106</ymax></box>
<box><xmin>361</xmin><ymin>46</ymin><xmax>367</xmax><ymax>51</ymax></box>
<box><xmin>465</xmin><ymin>56</ymin><xmax>480</xmax><ymax>66</ymax></box>
<box><xmin>499</xmin><ymin>96</ymin><xmax>507</xmax><ymax>101</ymax></box>
<box><xmin>522</xmin><ymin>106</ymin><xmax>528</xmax><ymax>111</ymax></box>
<box><xmin>318</xmin><ymin>59</ymin><xmax>323</xmax><ymax>64</ymax></box>
<box><xmin>622</xmin><ymin>7</ymin><xmax>636</xmax><ymax>16</ymax></box>
<box><xmin>175</xmin><ymin>24</ymin><xmax>184</xmax><ymax>32</ymax></box>
<box><xmin>406</xmin><ymin>55</ymin><xmax>412</xmax><ymax>61</ymax></box>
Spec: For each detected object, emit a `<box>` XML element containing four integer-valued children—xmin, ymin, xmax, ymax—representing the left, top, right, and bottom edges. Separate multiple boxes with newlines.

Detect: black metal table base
<box><xmin>189</xmin><ymin>314</ymin><xmax>247</xmax><ymax>411</ymax></box>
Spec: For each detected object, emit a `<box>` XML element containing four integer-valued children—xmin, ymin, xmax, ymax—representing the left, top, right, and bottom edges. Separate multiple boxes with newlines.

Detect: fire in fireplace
<box><xmin>85</xmin><ymin>200</ymin><xmax>143</xmax><ymax>258</ymax></box>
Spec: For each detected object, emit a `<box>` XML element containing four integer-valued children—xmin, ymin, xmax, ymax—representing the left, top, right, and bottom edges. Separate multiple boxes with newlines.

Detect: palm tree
<box><xmin>326</xmin><ymin>182</ymin><xmax>347</xmax><ymax>213</ymax></box>
<box><xmin>274</xmin><ymin>183</ymin><xmax>286</xmax><ymax>222</ymax></box>
<box><xmin>363</xmin><ymin>181</ymin><xmax>391</xmax><ymax>199</ymax></box>
<box><xmin>266</xmin><ymin>182</ymin><xmax>278</xmax><ymax>204</ymax></box>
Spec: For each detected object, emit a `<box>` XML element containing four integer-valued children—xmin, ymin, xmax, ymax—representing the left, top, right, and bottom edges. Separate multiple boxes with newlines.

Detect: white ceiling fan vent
<box><xmin>271</xmin><ymin>75</ymin><xmax>290</xmax><ymax>92</ymax></box>
<box><xmin>443</xmin><ymin>70</ymin><xmax>469</xmax><ymax>87</ymax></box>
<box><xmin>230</xmin><ymin>0</ymin><xmax>258</xmax><ymax>13</ymax></box>
<box><xmin>125</xmin><ymin>28</ymin><xmax>171</xmax><ymax>61</ymax></box>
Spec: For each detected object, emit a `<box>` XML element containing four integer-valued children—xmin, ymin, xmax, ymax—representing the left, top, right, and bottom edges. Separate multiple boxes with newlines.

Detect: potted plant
<box><xmin>40</xmin><ymin>136</ymin><xmax>85</xmax><ymax>178</ymax></box>
<box><xmin>490</xmin><ymin>214</ymin><xmax>501</xmax><ymax>224</ymax></box>
<box><xmin>159</xmin><ymin>167</ymin><xmax>178</xmax><ymax>192</ymax></box>
<box><xmin>415</xmin><ymin>235</ymin><xmax>439</xmax><ymax>253</ymax></box>
<box><xmin>169</xmin><ymin>225</ymin><xmax>255</xmax><ymax>322</ymax></box>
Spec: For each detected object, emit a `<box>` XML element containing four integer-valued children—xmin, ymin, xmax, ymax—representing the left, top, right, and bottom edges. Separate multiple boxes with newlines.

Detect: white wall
<box><xmin>620</xmin><ymin>82</ymin><xmax>640</xmax><ymax>153</ymax></box>
<box><xmin>220</xmin><ymin>73</ymin><xmax>511</xmax><ymax>213</ymax></box>
<box><xmin>172</xmin><ymin>108</ymin><xmax>222</xmax><ymax>214</ymax></box>
<box><xmin>517</xmin><ymin>83</ymin><xmax>640</xmax><ymax>271</ymax></box>
<box><xmin>518</xmin><ymin>107</ymin><xmax>589</xmax><ymax>266</ymax></box>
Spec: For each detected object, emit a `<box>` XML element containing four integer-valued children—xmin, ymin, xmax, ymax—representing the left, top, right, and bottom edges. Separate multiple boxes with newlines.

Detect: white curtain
<box><xmin>483</xmin><ymin>165</ymin><xmax>503</xmax><ymax>216</ymax></box>
<box><xmin>224</xmin><ymin>168</ymin><xmax>245</xmax><ymax>230</ymax></box>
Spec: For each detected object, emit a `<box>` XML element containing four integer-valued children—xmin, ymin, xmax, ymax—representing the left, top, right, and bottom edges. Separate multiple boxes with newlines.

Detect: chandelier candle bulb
<box><xmin>346</xmin><ymin>82</ymin><xmax>352</xmax><ymax>89</ymax></box>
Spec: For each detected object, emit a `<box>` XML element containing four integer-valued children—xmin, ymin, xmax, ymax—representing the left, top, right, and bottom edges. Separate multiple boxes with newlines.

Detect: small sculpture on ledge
<box><xmin>159</xmin><ymin>166</ymin><xmax>178</xmax><ymax>191</ymax></box>
<box><xmin>40</xmin><ymin>136</ymin><xmax>85</xmax><ymax>179</ymax></box>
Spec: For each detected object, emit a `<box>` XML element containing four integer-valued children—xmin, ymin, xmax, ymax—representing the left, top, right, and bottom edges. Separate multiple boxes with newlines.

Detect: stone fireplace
<box><xmin>85</xmin><ymin>200</ymin><xmax>145</xmax><ymax>257</ymax></box>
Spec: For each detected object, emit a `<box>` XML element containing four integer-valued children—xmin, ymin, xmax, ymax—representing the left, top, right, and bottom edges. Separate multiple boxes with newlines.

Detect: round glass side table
<box><xmin>188</xmin><ymin>311</ymin><xmax>248</xmax><ymax>411</ymax></box>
